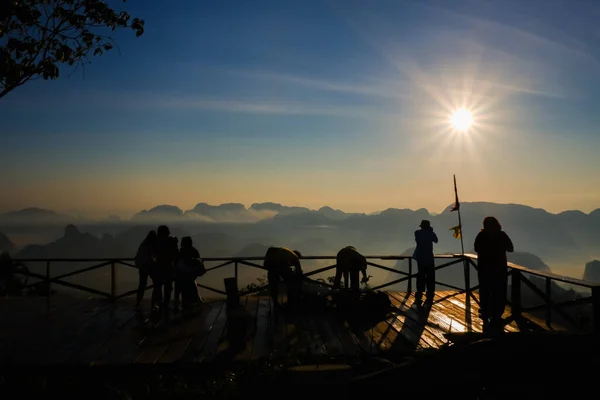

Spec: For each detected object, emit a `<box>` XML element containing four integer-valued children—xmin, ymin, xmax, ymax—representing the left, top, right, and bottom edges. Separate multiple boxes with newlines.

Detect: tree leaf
<box><xmin>1</xmin><ymin>0</ymin><xmax>145</xmax><ymax>98</ymax></box>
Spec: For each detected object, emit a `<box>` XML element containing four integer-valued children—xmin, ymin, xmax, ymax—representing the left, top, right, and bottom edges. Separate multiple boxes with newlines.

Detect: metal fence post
<box><xmin>110</xmin><ymin>261</ymin><xmax>117</xmax><ymax>302</ymax></box>
<box><xmin>592</xmin><ymin>286</ymin><xmax>600</xmax><ymax>334</ymax></box>
<box><xmin>545</xmin><ymin>278</ymin><xmax>552</xmax><ymax>327</ymax></box>
<box><xmin>46</xmin><ymin>260</ymin><xmax>51</xmax><ymax>303</ymax></box>
<box><xmin>408</xmin><ymin>258</ymin><xmax>413</xmax><ymax>293</ymax></box>
<box><xmin>511</xmin><ymin>270</ymin><xmax>522</xmax><ymax>318</ymax></box>
<box><xmin>463</xmin><ymin>256</ymin><xmax>470</xmax><ymax>293</ymax></box>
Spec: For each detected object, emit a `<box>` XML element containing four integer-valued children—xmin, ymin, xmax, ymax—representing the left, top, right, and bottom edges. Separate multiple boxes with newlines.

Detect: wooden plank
<box><xmin>348</xmin><ymin>323</ymin><xmax>380</xmax><ymax>356</ymax></box>
<box><xmin>51</xmin><ymin>302</ymin><xmax>117</xmax><ymax>364</ymax></box>
<box><xmin>271</xmin><ymin>304</ymin><xmax>288</xmax><ymax>358</ymax></box>
<box><xmin>312</xmin><ymin>313</ymin><xmax>344</xmax><ymax>357</ymax></box>
<box><xmin>94</xmin><ymin>312</ymin><xmax>144</xmax><ymax>364</ymax></box>
<box><xmin>386</xmin><ymin>298</ymin><xmax>433</xmax><ymax>349</ymax></box>
<box><xmin>135</xmin><ymin>305</ymin><xmax>207</xmax><ymax>364</ymax></box>
<box><xmin>234</xmin><ymin>295</ymin><xmax>260</xmax><ymax>361</ymax></box>
<box><xmin>421</xmin><ymin>292</ymin><xmax>476</xmax><ymax>338</ymax></box>
<box><xmin>213</xmin><ymin>297</ymin><xmax>249</xmax><ymax>360</ymax></box>
<box><xmin>387</xmin><ymin>292</ymin><xmax>440</xmax><ymax>349</ymax></box>
<box><xmin>158</xmin><ymin>304</ymin><xmax>212</xmax><ymax>363</ymax></box>
<box><xmin>89</xmin><ymin>304</ymin><xmax>141</xmax><ymax>365</ymax></box>
<box><xmin>327</xmin><ymin>318</ymin><xmax>362</xmax><ymax>357</ymax></box>
<box><xmin>439</xmin><ymin>291</ymin><xmax>520</xmax><ymax>333</ymax></box>
<box><xmin>438</xmin><ymin>291</ymin><xmax>483</xmax><ymax>332</ymax></box>
<box><xmin>304</xmin><ymin>316</ymin><xmax>327</xmax><ymax>357</ymax></box>
<box><xmin>68</xmin><ymin>304</ymin><xmax>138</xmax><ymax>364</ymax></box>
<box><xmin>251</xmin><ymin>297</ymin><xmax>273</xmax><ymax>360</ymax></box>
<box><xmin>369</xmin><ymin>320</ymin><xmax>397</xmax><ymax>352</ymax></box>
<box><xmin>20</xmin><ymin>299</ymin><xmax>108</xmax><ymax>364</ymax></box>
<box><xmin>178</xmin><ymin>302</ymin><xmax>225</xmax><ymax>362</ymax></box>
<box><xmin>402</xmin><ymin>293</ymin><xmax>447</xmax><ymax>347</ymax></box>
<box><xmin>287</xmin><ymin>313</ymin><xmax>308</xmax><ymax>357</ymax></box>
<box><xmin>194</xmin><ymin>302</ymin><xmax>229</xmax><ymax>362</ymax></box>
<box><xmin>0</xmin><ymin>298</ymin><xmax>73</xmax><ymax>362</ymax></box>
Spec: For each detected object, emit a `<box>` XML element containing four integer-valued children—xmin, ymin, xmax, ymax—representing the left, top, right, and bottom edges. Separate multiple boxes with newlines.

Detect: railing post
<box><xmin>545</xmin><ymin>277</ymin><xmax>552</xmax><ymax>327</ymax></box>
<box><xmin>592</xmin><ymin>287</ymin><xmax>600</xmax><ymax>334</ymax></box>
<box><xmin>234</xmin><ymin>260</ymin><xmax>238</xmax><ymax>281</ymax></box>
<box><xmin>408</xmin><ymin>258</ymin><xmax>413</xmax><ymax>293</ymax></box>
<box><xmin>511</xmin><ymin>270</ymin><xmax>522</xmax><ymax>318</ymax></box>
<box><xmin>110</xmin><ymin>261</ymin><xmax>117</xmax><ymax>302</ymax></box>
<box><xmin>46</xmin><ymin>260</ymin><xmax>51</xmax><ymax>302</ymax></box>
<box><xmin>463</xmin><ymin>256</ymin><xmax>470</xmax><ymax>293</ymax></box>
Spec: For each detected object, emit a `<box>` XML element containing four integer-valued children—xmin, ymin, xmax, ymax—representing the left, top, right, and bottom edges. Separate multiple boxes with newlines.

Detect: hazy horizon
<box><xmin>2</xmin><ymin>0</ymin><xmax>600</xmax><ymax>217</ymax></box>
<box><xmin>1</xmin><ymin>199</ymin><xmax>599</xmax><ymax>221</ymax></box>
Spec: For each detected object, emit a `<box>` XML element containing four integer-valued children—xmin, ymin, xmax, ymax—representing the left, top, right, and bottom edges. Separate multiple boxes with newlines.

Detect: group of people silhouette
<box><xmin>135</xmin><ymin>225</ymin><xmax>206</xmax><ymax>312</ymax></box>
<box><xmin>412</xmin><ymin>216</ymin><xmax>514</xmax><ymax>333</ymax></box>
<box><xmin>134</xmin><ymin>216</ymin><xmax>513</xmax><ymax>333</ymax></box>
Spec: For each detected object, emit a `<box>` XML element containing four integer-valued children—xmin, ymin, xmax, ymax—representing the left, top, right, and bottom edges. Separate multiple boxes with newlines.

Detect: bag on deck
<box><xmin>361</xmin><ymin>291</ymin><xmax>392</xmax><ymax>313</ymax></box>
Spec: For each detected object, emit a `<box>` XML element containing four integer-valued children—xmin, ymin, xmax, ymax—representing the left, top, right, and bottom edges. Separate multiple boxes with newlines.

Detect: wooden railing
<box><xmin>8</xmin><ymin>254</ymin><xmax>600</xmax><ymax>333</ymax></box>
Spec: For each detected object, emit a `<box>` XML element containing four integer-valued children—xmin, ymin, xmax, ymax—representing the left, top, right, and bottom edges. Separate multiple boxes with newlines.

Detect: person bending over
<box><xmin>264</xmin><ymin>247</ymin><xmax>303</xmax><ymax>308</ymax></box>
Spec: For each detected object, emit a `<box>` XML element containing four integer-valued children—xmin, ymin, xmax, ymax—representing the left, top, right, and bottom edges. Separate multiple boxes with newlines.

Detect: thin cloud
<box><xmin>332</xmin><ymin>3</ymin><xmax>570</xmax><ymax>102</ymax></box>
<box><xmin>8</xmin><ymin>88</ymin><xmax>398</xmax><ymax>119</ymax></box>
<box><xmin>230</xmin><ymin>70</ymin><xmax>410</xmax><ymax>100</ymax></box>
<box><xmin>153</xmin><ymin>96</ymin><xmax>396</xmax><ymax>119</ymax></box>
<box><xmin>410</xmin><ymin>0</ymin><xmax>600</xmax><ymax>67</ymax></box>
<box><xmin>476</xmin><ymin>80</ymin><xmax>566</xmax><ymax>99</ymax></box>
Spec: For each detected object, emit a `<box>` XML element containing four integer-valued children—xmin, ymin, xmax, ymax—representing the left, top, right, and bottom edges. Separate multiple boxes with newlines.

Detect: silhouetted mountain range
<box><xmin>2</xmin><ymin>201</ymin><xmax>600</xmax><ymax>280</ymax></box>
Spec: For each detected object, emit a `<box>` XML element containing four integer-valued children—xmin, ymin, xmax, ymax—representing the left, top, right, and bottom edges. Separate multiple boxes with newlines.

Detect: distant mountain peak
<box><xmin>0</xmin><ymin>231</ymin><xmax>14</xmax><ymax>252</ymax></box>
<box><xmin>132</xmin><ymin>205</ymin><xmax>184</xmax><ymax>220</ymax></box>
<box><xmin>9</xmin><ymin>207</ymin><xmax>58</xmax><ymax>215</ymax></box>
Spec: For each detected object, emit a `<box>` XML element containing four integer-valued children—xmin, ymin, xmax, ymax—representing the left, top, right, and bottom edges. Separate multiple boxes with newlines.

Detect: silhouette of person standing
<box><xmin>264</xmin><ymin>247</ymin><xmax>303</xmax><ymax>309</ymax></box>
<box><xmin>134</xmin><ymin>230</ymin><xmax>156</xmax><ymax>309</ymax></box>
<box><xmin>152</xmin><ymin>225</ymin><xmax>179</xmax><ymax>312</ymax></box>
<box><xmin>175</xmin><ymin>236</ymin><xmax>204</xmax><ymax>309</ymax></box>
<box><xmin>413</xmin><ymin>220</ymin><xmax>438</xmax><ymax>301</ymax></box>
<box><xmin>334</xmin><ymin>246</ymin><xmax>369</xmax><ymax>298</ymax></box>
<box><xmin>474</xmin><ymin>216</ymin><xmax>514</xmax><ymax>333</ymax></box>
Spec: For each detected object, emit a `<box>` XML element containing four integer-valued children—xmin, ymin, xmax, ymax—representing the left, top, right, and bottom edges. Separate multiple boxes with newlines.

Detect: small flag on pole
<box><xmin>450</xmin><ymin>225</ymin><xmax>462</xmax><ymax>239</ymax></box>
<box><xmin>450</xmin><ymin>174</ymin><xmax>460</xmax><ymax>212</ymax></box>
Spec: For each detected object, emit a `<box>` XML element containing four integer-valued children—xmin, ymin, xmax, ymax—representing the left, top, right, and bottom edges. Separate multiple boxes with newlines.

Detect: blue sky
<box><xmin>1</xmin><ymin>0</ymin><xmax>600</xmax><ymax>217</ymax></box>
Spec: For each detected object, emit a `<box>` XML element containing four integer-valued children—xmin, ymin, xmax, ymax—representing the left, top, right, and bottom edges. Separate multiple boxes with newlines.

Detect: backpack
<box><xmin>362</xmin><ymin>291</ymin><xmax>392</xmax><ymax>313</ymax></box>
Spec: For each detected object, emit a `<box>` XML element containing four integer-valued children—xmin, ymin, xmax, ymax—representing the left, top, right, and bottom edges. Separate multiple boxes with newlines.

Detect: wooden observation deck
<box><xmin>1</xmin><ymin>254</ymin><xmax>599</xmax><ymax>366</ymax></box>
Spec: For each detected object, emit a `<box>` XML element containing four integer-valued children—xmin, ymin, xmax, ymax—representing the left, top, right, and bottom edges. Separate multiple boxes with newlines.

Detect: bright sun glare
<box><xmin>450</xmin><ymin>108</ymin><xmax>473</xmax><ymax>132</ymax></box>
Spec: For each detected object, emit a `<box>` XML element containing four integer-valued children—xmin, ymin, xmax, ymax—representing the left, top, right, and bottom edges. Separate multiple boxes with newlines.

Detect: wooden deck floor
<box><xmin>0</xmin><ymin>291</ymin><xmax>555</xmax><ymax>365</ymax></box>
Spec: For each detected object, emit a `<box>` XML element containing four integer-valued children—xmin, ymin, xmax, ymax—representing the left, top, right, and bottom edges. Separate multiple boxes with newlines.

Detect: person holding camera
<box><xmin>413</xmin><ymin>220</ymin><xmax>438</xmax><ymax>302</ymax></box>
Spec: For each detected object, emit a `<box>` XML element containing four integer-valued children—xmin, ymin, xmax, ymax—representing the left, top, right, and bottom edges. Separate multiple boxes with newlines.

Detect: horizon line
<box><xmin>1</xmin><ymin>200</ymin><xmax>599</xmax><ymax>221</ymax></box>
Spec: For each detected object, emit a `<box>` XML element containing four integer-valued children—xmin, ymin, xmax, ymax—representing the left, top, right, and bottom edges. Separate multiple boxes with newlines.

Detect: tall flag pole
<box><xmin>449</xmin><ymin>174</ymin><xmax>465</xmax><ymax>255</ymax></box>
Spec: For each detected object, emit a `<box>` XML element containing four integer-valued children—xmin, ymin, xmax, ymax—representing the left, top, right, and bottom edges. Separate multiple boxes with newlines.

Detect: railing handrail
<box><xmin>11</xmin><ymin>253</ymin><xmax>600</xmax><ymax>288</ymax></box>
<box><xmin>461</xmin><ymin>253</ymin><xmax>600</xmax><ymax>289</ymax></box>
<box><xmin>11</xmin><ymin>255</ymin><xmax>413</xmax><ymax>262</ymax></box>
<box><xmin>9</xmin><ymin>253</ymin><xmax>600</xmax><ymax>333</ymax></box>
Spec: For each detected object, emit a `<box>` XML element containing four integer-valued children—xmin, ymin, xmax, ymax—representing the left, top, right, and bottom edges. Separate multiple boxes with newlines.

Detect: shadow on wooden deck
<box><xmin>0</xmin><ymin>290</ymin><xmax>563</xmax><ymax>367</ymax></box>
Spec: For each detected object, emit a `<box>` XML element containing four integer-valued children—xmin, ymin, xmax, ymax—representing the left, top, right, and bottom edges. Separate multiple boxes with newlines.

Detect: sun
<box><xmin>450</xmin><ymin>108</ymin><xmax>473</xmax><ymax>132</ymax></box>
